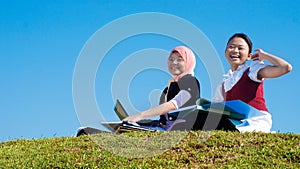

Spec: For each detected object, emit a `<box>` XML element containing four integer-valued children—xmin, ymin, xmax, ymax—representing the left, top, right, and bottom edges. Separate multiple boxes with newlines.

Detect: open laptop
<box><xmin>114</xmin><ymin>99</ymin><xmax>161</xmax><ymax>125</ymax></box>
<box><xmin>101</xmin><ymin>100</ymin><xmax>164</xmax><ymax>133</ymax></box>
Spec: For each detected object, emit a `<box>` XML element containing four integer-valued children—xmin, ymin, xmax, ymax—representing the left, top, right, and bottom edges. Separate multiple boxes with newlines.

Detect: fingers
<box><xmin>251</xmin><ymin>53</ymin><xmax>258</xmax><ymax>60</ymax></box>
<box><xmin>123</xmin><ymin>115</ymin><xmax>139</xmax><ymax>122</ymax></box>
<box><xmin>254</xmin><ymin>48</ymin><xmax>264</xmax><ymax>53</ymax></box>
<box><xmin>123</xmin><ymin>116</ymin><xmax>134</xmax><ymax>121</ymax></box>
<box><xmin>254</xmin><ymin>48</ymin><xmax>260</xmax><ymax>51</ymax></box>
<box><xmin>252</xmin><ymin>49</ymin><xmax>263</xmax><ymax>61</ymax></box>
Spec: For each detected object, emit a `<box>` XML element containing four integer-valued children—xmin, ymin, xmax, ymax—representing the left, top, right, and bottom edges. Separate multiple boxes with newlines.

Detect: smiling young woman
<box><xmin>124</xmin><ymin>46</ymin><xmax>200</xmax><ymax>126</ymax></box>
<box><xmin>213</xmin><ymin>33</ymin><xmax>292</xmax><ymax>132</ymax></box>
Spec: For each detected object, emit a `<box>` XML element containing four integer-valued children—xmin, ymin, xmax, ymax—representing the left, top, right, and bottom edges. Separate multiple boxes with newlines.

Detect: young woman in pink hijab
<box><xmin>124</xmin><ymin>46</ymin><xmax>200</xmax><ymax>125</ymax></box>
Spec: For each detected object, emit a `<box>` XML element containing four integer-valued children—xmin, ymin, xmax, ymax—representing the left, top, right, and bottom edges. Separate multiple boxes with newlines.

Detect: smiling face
<box><xmin>168</xmin><ymin>52</ymin><xmax>186</xmax><ymax>76</ymax></box>
<box><xmin>225</xmin><ymin>37</ymin><xmax>252</xmax><ymax>71</ymax></box>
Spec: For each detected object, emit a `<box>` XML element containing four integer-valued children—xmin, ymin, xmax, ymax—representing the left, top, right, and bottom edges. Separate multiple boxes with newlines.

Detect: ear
<box><xmin>247</xmin><ymin>53</ymin><xmax>252</xmax><ymax>60</ymax></box>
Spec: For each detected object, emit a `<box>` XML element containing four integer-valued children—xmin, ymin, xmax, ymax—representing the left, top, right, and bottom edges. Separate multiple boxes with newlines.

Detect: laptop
<box><xmin>114</xmin><ymin>99</ymin><xmax>161</xmax><ymax>126</ymax></box>
<box><xmin>101</xmin><ymin>100</ymin><xmax>164</xmax><ymax>133</ymax></box>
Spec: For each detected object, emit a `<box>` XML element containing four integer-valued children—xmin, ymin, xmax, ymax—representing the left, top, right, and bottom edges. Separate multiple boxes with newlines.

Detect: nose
<box><xmin>233</xmin><ymin>47</ymin><xmax>239</xmax><ymax>53</ymax></box>
<box><xmin>172</xmin><ymin>60</ymin><xmax>179</xmax><ymax>64</ymax></box>
<box><xmin>169</xmin><ymin>59</ymin><xmax>178</xmax><ymax>65</ymax></box>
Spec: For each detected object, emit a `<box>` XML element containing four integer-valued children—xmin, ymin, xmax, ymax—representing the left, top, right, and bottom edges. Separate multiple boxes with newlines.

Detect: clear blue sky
<box><xmin>1</xmin><ymin>0</ymin><xmax>299</xmax><ymax>142</ymax></box>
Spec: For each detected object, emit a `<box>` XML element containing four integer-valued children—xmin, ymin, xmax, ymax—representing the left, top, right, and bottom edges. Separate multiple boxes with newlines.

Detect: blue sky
<box><xmin>1</xmin><ymin>0</ymin><xmax>299</xmax><ymax>142</ymax></box>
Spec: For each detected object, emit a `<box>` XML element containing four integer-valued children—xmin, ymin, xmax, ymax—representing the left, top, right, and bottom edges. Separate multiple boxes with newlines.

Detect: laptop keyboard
<box><xmin>137</xmin><ymin>119</ymin><xmax>160</xmax><ymax>126</ymax></box>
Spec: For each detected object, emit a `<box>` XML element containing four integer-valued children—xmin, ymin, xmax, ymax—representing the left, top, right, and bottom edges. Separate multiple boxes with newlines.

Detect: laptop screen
<box><xmin>114</xmin><ymin>99</ymin><xmax>129</xmax><ymax>120</ymax></box>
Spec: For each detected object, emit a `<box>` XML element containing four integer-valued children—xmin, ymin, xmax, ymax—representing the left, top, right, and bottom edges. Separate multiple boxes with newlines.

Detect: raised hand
<box><xmin>251</xmin><ymin>48</ymin><xmax>266</xmax><ymax>61</ymax></box>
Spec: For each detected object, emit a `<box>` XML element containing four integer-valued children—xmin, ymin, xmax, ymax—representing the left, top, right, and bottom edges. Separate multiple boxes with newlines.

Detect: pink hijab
<box><xmin>169</xmin><ymin>46</ymin><xmax>196</xmax><ymax>82</ymax></box>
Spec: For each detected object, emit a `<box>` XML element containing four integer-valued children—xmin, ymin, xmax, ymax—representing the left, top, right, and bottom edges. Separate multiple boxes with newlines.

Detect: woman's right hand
<box><xmin>123</xmin><ymin>113</ymin><xmax>143</xmax><ymax>122</ymax></box>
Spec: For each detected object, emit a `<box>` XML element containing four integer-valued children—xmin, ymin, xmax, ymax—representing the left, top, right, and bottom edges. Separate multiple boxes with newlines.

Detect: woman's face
<box><xmin>225</xmin><ymin>37</ymin><xmax>252</xmax><ymax>70</ymax></box>
<box><xmin>168</xmin><ymin>52</ymin><xmax>186</xmax><ymax>76</ymax></box>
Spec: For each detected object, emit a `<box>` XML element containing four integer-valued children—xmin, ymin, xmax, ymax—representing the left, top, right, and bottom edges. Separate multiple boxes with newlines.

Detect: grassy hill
<box><xmin>0</xmin><ymin>131</ymin><xmax>299</xmax><ymax>168</ymax></box>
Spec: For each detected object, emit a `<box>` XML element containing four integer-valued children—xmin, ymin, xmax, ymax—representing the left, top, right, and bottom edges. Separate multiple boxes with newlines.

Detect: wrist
<box><xmin>260</xmin><ymin>51</ymin><xmax>269</xmax><ymax>60</ymax></box>
<box><xmin>138</xmin><ymin>112</ymin><xmax>145</xmax><ymax>119</ymax></box>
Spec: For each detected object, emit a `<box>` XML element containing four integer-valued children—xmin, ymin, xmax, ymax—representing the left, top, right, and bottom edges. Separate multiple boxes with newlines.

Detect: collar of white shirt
<box><xmin>223</xmin><ymin>64</ymin><xmax>248</xmax><ymax>92</ymax></box>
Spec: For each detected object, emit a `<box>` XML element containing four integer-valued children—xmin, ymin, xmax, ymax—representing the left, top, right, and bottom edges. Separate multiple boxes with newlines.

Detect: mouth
<box><xmin>169</xmin><ymin>66</ymin><xmax>182</xmax><ymax>75</ymax></box>
<box><xmin>170</xmin><ymin>65</ymin><xmax>179</xmax><ymax>70</ymax></box>
<box><xmin>230</xmin><ymin>55</ymin><xmax>240</xmax><ymax>59</ymax></box>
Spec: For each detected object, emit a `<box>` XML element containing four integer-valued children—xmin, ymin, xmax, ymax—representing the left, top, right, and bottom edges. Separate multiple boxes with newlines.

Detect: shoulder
<box><xmin>249</xmin><ymin>60</ymin><xmax>267</xmax><ymax>71</ymax></box>
<box><xmin>177</xmin><ymin>74</ymin><xmax>200</xmax><ymax>91</ymax></box>
<box><xmin>248</xmin><ymin>60</ymin><xmax>268</xmax><ymax>82</ymax></box>
<box><xmin>179</xmin><ymin>74</ymin><xmax>199</xmax><ymax>83</ymax></box>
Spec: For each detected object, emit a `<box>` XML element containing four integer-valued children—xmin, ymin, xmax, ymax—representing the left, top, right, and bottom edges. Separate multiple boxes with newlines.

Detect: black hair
<box><xmin>227</xmin><ymin>33</ymin><xmax>252</xmax><ymax>54</ymax></box>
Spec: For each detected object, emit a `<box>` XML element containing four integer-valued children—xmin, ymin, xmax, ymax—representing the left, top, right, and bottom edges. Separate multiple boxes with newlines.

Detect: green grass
<box><xmin>0</xmin><ymin>131</ymin><xmax>299</xmax><ymax>168</ymax></box>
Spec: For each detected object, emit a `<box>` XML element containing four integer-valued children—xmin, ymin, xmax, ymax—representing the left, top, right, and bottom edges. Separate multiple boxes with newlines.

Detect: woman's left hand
<box><xmin>252</xmin><ymin>48</ymin><xmax>266</xmax><ymax>61</ymax></box>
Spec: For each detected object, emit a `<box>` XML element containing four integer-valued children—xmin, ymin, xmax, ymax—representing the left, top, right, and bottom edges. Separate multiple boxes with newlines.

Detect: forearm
<box><xmin>255</xmin><ymin>49</ymin><xmax>292</xmax><ymax>79</ymax></box>
<box><xmin>140</xmin><ymin>101</ymin><xmax>177</xmax><ymax>118</ymax></box>
<box><xmin>124</xmin><ymin>101</ymin><xmax>177</xmax><ymax>122</ymax></box>
<box><xmin>261</xmin><ymin>51</ymin><xmax>292</xmax><ymax>71</ymax></box>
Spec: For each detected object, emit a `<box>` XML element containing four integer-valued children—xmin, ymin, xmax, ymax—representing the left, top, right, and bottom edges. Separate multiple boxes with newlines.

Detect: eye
<box><xmin>169</xmin><ymin>57</ymin><xmax>175</xmax><ymax>62</ymax></box>
<box><xmin>176</xmin><ymin>58</ymin><xmax>183</xmax><ymax>62</ymax></box>
<box><xmin>227</xmin><ymin>45</ymin><xmax>235</xmax><ymax>49</ymax></box>
<box><xmin>169</xmin><ymin>56</ymin><xmax>183</xmax><ymax>63</ymax></box>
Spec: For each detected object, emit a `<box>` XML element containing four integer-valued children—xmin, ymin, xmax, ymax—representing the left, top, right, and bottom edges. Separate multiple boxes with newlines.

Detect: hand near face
<box><xmin>252</xmin><ymin>49</ymin><xmax>266</xmax><ymax>61</ymax></box>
